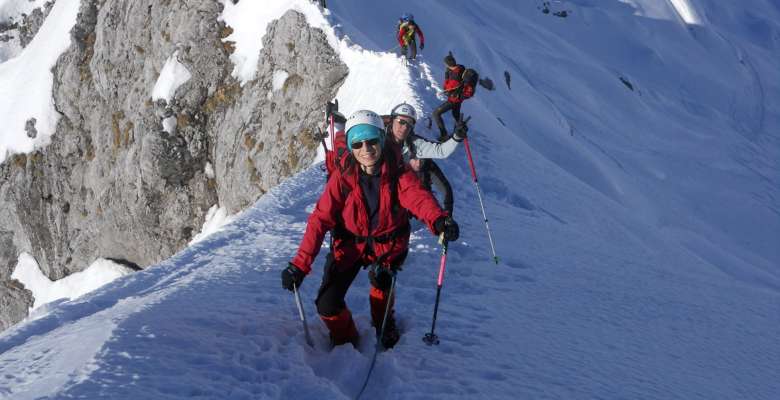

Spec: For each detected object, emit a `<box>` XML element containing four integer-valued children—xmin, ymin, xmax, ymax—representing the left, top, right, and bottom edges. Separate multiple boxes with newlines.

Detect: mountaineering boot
<box><xmin>369</xmin><ymin>286</ymin><xmax>400</xmax><ymax>349</ymax></box>
<box><xmin>320</xmin><ymin>307</ymin><xmax>359</xmax><ymax>347</ymax></box>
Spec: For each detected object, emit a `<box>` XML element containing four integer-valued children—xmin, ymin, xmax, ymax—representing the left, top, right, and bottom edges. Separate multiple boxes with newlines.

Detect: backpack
<box><xmin>319</xmin><ymin>102</ymin><xmax>350</xmax><ymax>178</ymax></box>
<box><xmin>324</xmin><ymin>124</ymin><xmax>349</xmax><ymax>177</ymax></box>
<box><xmin>461</xmin><ymin>68</ymin><xmax>479</xmax><ymax>99</ymax></box>
<box><xmin>398</xmin><ymin>21</ymin><xmax>416</xmax><ymax>44</ymax></box>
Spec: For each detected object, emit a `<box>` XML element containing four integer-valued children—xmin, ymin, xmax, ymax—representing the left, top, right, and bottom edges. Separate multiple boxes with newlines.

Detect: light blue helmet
<box><xmin>401</xmin><ymin>13</ymin><xmax>414</xmax><ymax>22</ymax></box>
<box><xmin>345</xmin><ymin>110</ymin><xmax>385</xmax><ymax>149</ymax></box>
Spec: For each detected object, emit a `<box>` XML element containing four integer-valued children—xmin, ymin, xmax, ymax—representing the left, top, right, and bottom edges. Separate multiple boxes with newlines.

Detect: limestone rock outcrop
<box><xmin>0</xmin><ymin>1</ymin><xmax>347</xmax><ymax>330</ymax></box>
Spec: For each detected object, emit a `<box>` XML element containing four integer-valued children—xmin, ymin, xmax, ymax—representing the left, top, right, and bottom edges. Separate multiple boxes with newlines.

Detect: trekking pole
<box><xmin>461</xmin><ymin>117</ymin><xmax>500</xmax><ymax>264</ymax></box>
<box><xmin>292</xmin><ymin>283</ymin><xmax>314</xmax><ymax>347</ymax></box>
<box><xmin>356</xmin><ymin>274</ymin><xmax>397</xmax><ymax>400</ymax></box>
<box><xmin>423</xmin><ymin>235</ymin><xmax>448</xmax><ymax>345</ymax></box>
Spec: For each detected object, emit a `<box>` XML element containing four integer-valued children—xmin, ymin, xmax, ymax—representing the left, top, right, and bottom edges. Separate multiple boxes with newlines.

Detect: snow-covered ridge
<box><xmin>1</xmin><ymin>0</ymin><xmax>778</xmax><ymax>398</ymax></box>
<box><xmin>220</xmin><ymin>0</ymin><xmax>426</xmax><ymax>147</ymax></box>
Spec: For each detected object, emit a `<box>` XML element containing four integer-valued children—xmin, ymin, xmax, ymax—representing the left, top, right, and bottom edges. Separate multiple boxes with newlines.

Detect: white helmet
<box><xmin>391</xmin><ymin>102</ymin><xmax>417</xmax><ymax>122</ymax></box>
<box><xmin>345</xmin><ymin>109</ymin><xmax>385</xmax><ymax>134</ymax></box>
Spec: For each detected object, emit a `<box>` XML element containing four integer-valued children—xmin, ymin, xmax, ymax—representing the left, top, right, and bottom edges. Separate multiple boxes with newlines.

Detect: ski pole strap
<box><xmin>464</xmin><ymin>138</ymin><xmax>478</xmax><ymax>182</ymax></box>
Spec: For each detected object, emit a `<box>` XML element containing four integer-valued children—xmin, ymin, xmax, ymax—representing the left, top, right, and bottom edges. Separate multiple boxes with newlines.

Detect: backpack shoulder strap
<box><xmin>334</xmin><ymin>157</ymin><xmax>356</xmax><ymax>198</ymax></box>
<box><xmin>383</xmin><ymin>146</ymin><xmax>407</xmax><ymax>215</ymax></box>
<box><xmin>405</xmin><ymin>134</ymin><xmax>417</xmax><ymax>157</ymax></box>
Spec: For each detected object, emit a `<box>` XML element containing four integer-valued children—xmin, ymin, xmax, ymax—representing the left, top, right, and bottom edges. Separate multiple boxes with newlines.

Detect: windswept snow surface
<box><xmin>668</xmin><ymin>0</ymin><xmax>701</xmax><ymax>24</ymax></box>
<box><xmin>0</xmin><ymin>0</ymin><xmax>79</xmax><ymax>164</ymax></box>
<box><xmin>2</xmin><ymin>0</ymin><xmax>780</xmax><ymax>399</ymax></box>
<box><xmin>619</xmin><ymin>0</ymin><xmax>701</xmax><ymax>25</ymax></box>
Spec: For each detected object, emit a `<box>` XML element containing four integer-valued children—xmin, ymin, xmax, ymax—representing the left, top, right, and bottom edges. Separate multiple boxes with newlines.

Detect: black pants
<box><xmin>432</xmin><ymin>101</ymin><xmax>461</xmax><ymax>140</ymax></box>
<box><xmin>315</xmin><ymin>252</ymin><xmax>406</xmax><ymax>317</ymax></box>
<box><xmin>422</xmin><ymin>160</ymin><xmax>454</xmax><ymax>215</ymax></box>
<box><xmin>315</xmin><ymin>254</ymin><xmax>361</xmax><ymax>317</ymax></box>
<box><xmin>400</xmin><ymin>39</ymin><xmax>417</xmax><ymax>60</ymax></box>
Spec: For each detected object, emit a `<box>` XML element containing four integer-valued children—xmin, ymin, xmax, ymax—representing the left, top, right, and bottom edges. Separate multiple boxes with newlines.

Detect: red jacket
<box><xmin>397</xmin><ymin>21</ymin><xmax>425</xmax><ymax>47</ymax></box>
<box><xmin>443</xmin><ymin>64</ymin><xmax>474</xmax><ymax>104</ymax></box>
<box><xmin>291</xmin><ymin>150</ymin><xmax>446</xmax><ymax>274</ymax></box>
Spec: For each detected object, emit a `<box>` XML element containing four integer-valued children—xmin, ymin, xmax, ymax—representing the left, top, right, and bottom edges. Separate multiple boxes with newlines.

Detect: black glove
<box><xmin>420</xmin><ymin>43</ymin><xmax>424</xmax><ymax>50</ymax></box>
<box><xmin>434</xmin><ymin>216</ymin><xmax>460</xmax><ymax>242</ymax></box>
<box><xmin>368</xmin><ymin>264</ymin><xmax>397</xmax><ymax>291</ymax></box>
<box><xmin>281</xmin><ymin>263</ymin><xmax>306</xmax><ymax>291</ymax></box>
<box><xmin>452</xmin><ymin>119</ymin><xmax>468</xmax><ymax>142</ymax></box>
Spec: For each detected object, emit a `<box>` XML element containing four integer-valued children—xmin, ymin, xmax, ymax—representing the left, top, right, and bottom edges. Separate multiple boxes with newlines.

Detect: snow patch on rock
<box><xmin>151</xmin><ymin>50</ymin><xmax>192</xmax><ymax>102</ymax></box>
<box><xmin>271</xmin><ymin>69</ymin><xmax>289</xmax><ymax>92</ymax></box>
<box><xmin>189</xmin><ymin>205</ymin><xmax>236</xmax><ymax>245</ymax></box>
<box><xmin>11</xmin><ymin>253</ymin><xmax>134</xmax><ymax>310</ymax></box>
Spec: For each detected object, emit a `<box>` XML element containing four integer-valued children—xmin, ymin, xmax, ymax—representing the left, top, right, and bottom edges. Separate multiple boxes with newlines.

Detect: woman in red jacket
<box><xmin>282</xmin><ymin>110</ymin><xmax>460</xmax><ymax>349</ymax></box>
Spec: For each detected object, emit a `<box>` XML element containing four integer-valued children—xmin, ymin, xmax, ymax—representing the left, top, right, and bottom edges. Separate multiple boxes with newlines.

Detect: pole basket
<box><xmin>423</xmin><ymin>332</ymin><xmax>440</xmax><ymax>346</ymax></box>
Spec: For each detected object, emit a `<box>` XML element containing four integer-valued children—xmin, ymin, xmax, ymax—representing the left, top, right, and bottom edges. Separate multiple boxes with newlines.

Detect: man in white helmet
<box><xmin>283</xmin><ymin>110</ymin><xmax>460</xmax><ymax>349</ymax></box>
<box><xmin>383</xmin><ymin>102</ymin><xmax>468</xmax><ymax>214</ymax></box>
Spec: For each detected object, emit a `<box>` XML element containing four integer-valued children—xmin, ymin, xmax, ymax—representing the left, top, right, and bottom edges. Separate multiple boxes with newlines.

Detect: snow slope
<box><xmin>1</xmin><ymin>0</ymin><xmax>779</xmax><ymax>399</ymax></box>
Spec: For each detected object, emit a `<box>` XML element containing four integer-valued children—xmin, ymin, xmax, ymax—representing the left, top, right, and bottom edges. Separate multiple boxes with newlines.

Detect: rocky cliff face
<box><xmin>0</xmin><ymin>1</ymin><xmax>348</xmax><ymax>331</ymax></box>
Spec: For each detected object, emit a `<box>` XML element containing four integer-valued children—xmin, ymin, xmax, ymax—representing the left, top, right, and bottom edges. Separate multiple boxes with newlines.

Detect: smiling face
<box><xmin>351</xmin><ymin>138</ymin><xmax>382</xmax><ymax>169</ymax></box>
<box><xmin>391</xmin><ymin>116</ymin><xmax>415</xmax><ymax>143</ymax></box>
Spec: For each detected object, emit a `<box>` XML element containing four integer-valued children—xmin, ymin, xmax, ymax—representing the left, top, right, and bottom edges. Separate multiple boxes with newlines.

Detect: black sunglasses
<box><xmin>351</xmin><ymin>138</ymin><xmax>380</xmax><ymax>150</ymax></box>
<box><xmin>396</xmin><ymin>119</ymin><xmax>414</xmax><ymax>127</ymax></box>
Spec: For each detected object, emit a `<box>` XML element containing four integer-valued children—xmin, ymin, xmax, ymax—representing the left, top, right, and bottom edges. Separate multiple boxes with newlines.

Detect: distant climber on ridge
<box><xmin>432</xmin><ymin>52</ymin><xmax>478</xmax><ymax>142</ymax></box>
<box><xmin>397</xmin><ymin>13</ymin><xmax>424</xmax><ymax>61</ymax></box>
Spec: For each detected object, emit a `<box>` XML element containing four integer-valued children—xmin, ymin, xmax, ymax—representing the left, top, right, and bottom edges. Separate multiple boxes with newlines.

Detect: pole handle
<box><xmin>464</xmin><ymin>137</ymin><xmax>478</xmax><ymax>182</ymax></box>
<box><xmin>436</xmin><ymin>235</ymin><xmax>448</xmax><ymax>287</ymax></box>
<box><xmin>458</xmin><ymin>114</ymin><xmax>477</xmax><ymax>181</ymax></box>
